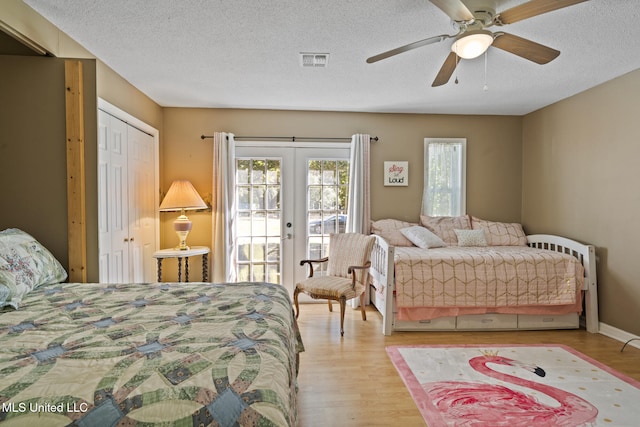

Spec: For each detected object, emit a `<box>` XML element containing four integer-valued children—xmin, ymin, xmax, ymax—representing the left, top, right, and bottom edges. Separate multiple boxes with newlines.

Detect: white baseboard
<box><xmin>598</xmin><ymin>322</ymin><xmax>640</xmax><ymax>350</ymax></box>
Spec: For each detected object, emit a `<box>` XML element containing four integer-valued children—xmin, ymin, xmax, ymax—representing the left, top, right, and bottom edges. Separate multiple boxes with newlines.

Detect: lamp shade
<box><xmin>451</xmin><ymin>30</ymin><xmax>494</xmax><ymax>59</ymax></box>
<box><xmin>159</xmin><ymin>180</ymin><xmax>207</xmax><ymax>211</ymax></box>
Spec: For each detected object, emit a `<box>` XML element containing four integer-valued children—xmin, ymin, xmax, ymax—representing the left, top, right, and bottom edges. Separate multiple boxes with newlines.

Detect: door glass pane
<box><xmin>252</xmin><ymin>160</ymin><xmax>266</xmax><ymax>184</ymax></box>
<box><xmin>236</xmin><ymin>157</ymin><xmax>282</xmax><ymax>283</ymax></box>
<box><xmin>306</xmin><ymin>158</ymin><xmax>349</xmax><ymax>271</ymax></box>
<box><xmin>236</xmin><ymin>160</ymin><xmax>250</xmax><ymax>184</ymax></box>
<box><xmin>337</xmin><ymin>160</ymin><xmax>349</xmax><ymax>210</ymax></box>
<box><xmin>267</xmin><ymin>185</ymin><xmax>279</xmax><ymax>210</ymax></box>
<box><xmin>308</xmin><ymin>160</ymin><xmax>322</xmax><ymax>185</ymax></box>
<box><xmin>266</xmin><ymin>160</ymin><xmax>280</xmax><ymax>183</ymax></box>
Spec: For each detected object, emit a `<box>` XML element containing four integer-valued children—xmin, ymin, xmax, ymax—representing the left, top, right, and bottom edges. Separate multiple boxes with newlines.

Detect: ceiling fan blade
<box><xmin>497</xmin><ymin>0</ymin><xmax>589</xmax><ymax>25</ymax></box>
<box><xmin>429</xmin><ymin>0</ymin><xmax>474</xmax><ymax>22</ymax></box>
<box><xmin>492</xmin><ymin>32</ymin><xmax>560</xmax><ymax>64</ymax></box>
<box><xmin>432</xmin><ymin>52</ymin><xmax>459</xmax><ymax>87</ymax></box>
<box><xmin>366</xmin><ymin>34</ymin><xmax>451</xmax><ymax>64</ymax></box>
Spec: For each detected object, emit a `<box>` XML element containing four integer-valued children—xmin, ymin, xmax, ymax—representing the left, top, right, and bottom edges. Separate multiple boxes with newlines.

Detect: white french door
<box><xmin>234</xmin><ymin>143</ymin><xmax>350</xmax><ymax>295</ymax></box>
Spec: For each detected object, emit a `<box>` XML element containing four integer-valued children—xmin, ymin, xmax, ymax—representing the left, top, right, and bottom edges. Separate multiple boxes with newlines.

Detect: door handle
<box><xmin>281</xmin><ymin>233</ymin><xmax>292</xmax><ymax>241</ymax></box>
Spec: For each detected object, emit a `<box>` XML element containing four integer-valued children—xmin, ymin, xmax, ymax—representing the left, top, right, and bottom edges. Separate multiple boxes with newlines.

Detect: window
<box><xmin>422</xmin><ymin>138</ymin><xmax>466</xmax><ymax>216</ymax></box>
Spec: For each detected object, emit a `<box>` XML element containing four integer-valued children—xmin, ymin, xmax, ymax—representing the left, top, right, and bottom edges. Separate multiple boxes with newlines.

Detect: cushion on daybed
<box><xmin>420</xmin><ymin>215</ymin><xmax>471</xmax><ymax>245</ymax></box>
<box><xmin>471</xmin><ymin>216</ymin><xmax>528</xmax><ymax>246</ymax></box>
<box><xmin>0</xmin><ymin>228</ymin><xmax>67</xmax><ymax>309</ymax></box>
<box><xmin>370</xmin><ymin>218</ymin><xmax>417</xmax><ymax>246</ymax></box>
<box><xmin>400</xmin><ymin>226</ymin><xmax>446</xmax><ymax>249</ymax></box>
<box><xmin>454</xmin><ymin>229</ymin><xmax>488</xmax><ymax>247</ymax></box>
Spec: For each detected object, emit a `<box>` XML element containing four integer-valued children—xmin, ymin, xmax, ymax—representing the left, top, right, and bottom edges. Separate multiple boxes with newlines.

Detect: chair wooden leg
<box><xmin>327</xmin><ymin>300</ymin><xmax>333</xmax><ymax>312</ymax></box>
<box><xmin>293</xmin><ymin>288</ymin><xmax>301</xmax><ymax>319</ymax></box>
<box><xmin>360</xmin><ymin>292</ymin><xmax>367</xmax><ymax>321</ymax></box>
<box><xmin>339</xmin><ymin>297</ymin><xmax>346</xmax><ymax>336</ymax></box>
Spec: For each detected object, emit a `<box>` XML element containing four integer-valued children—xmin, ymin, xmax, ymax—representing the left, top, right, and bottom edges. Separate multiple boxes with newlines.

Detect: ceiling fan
<box><xmin>366</xmin><ymin>0</ymin><xmax>589</xmax><ymax>86</ymax></box>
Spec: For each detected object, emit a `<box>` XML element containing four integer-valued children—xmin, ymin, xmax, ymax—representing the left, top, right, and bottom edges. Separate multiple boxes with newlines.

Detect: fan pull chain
<box><xmin>455</xmin><ymin>54</ymin><xmax>459</xmax><ymax>84</ymax></box>
<box><xmin>483</xmin><ymin>51</ymin><xmax>489</xmax><ymax>91</ymax></box>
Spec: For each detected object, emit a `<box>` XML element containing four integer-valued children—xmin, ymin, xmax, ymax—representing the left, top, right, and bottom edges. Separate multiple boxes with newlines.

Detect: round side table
<box><xmin>152</xmin><ymin>246</ymin><xmax>210</xmax><ymax>282</ymax></box>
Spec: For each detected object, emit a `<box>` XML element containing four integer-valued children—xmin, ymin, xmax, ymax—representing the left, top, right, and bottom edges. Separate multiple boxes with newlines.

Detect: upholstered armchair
<box><xmin>294</xmin><ymin>233</ymin><xmax>376</xmax><ymax>336</ymax></box>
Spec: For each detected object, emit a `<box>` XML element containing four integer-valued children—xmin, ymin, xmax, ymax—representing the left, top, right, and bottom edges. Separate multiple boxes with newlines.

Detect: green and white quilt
<box><xmin>0</xmin><ymin>281</ymin><xmax>303</xmax><ymax>426</ymax></box>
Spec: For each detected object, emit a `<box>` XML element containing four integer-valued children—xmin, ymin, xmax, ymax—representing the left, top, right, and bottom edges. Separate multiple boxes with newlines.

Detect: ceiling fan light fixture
<box><xmin>452</xmin><ymin>30</ymin><xmax>494</xmax><ymax>59</ymax></box>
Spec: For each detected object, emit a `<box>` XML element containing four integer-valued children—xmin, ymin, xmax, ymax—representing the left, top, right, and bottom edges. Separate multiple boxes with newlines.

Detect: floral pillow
<box><xmin>420</xmin><ymin>215</ymin><xmax>471</xmax><ymax>246</ymax></box>
<box><xmin>471</xmin><ymin>216</ymin><xmax>528</xmax><ymax>246</ymax></box>
<box><xmin>0</xmin><ymin>228</ymin><xmax>67</xmax><ymax>309</ymax></box>
<box><xmin>370</xmin><ymin>218</ymin><xmax>417</xmax><ymax>247</ymax></box>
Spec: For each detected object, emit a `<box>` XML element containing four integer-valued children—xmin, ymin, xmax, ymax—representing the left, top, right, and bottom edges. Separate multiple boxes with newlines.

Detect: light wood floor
<box><xmin>295</xmin><ymin>303</ymin><xmax>640</xmax><ymax>427</ymax></box>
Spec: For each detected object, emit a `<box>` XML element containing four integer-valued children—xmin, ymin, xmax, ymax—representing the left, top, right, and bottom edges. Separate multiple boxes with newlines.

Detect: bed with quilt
<box><xmin>368</xmin><ymin>216</ymin><xmax>598</xmax><ymax>336</ymax></box>
<box><xmin>0</xmin><ymin>228</ymin><xmax>304</xmax><ymax>426</ymax></box>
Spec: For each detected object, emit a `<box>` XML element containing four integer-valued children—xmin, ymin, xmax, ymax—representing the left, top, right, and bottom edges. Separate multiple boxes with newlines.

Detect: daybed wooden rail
<box><xmin>369</xmin><ymin>234</ymin><xmax>599</xmax><ymax>336</ymax></box>
<box><xmin>526</xmin><ymin>234</ymin><xmax>598</xmax><ymax>334</ymax></box>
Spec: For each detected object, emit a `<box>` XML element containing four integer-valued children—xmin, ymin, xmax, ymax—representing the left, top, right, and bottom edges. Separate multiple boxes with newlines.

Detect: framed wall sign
<box><xmin>384</xmin><ymin>161</ymin><xmax>408</xmax><ymax>186</ymax></box>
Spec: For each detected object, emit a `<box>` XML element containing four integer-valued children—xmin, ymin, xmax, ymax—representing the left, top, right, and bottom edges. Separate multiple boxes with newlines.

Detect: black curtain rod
<box><xmin>200</xmin><ymin>135</ymin><xmax>378</xmax><ymax>142</ymax></box>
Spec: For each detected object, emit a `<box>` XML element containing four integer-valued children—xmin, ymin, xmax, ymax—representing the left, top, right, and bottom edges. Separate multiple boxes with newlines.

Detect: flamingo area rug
<box><xmin>386</xmin><ymin>344</ymin><xmax>640</xmax><ymax>427</ymax></box>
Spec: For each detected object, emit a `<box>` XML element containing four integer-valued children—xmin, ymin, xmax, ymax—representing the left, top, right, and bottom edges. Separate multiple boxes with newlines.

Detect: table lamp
<box><xmin>159</xmin><ymin>180</ymin><xmax>207</xmax><ymax>250</ymax></box>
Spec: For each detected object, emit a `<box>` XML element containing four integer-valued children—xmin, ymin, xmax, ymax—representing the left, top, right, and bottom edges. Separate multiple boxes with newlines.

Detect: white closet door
<box><xmin>98</xmin><ymin>109</ymin><xmax>157</xmax><ymax>283</ymax></box>
<box><xmin>98</xmin><ymin>111</ymin><xmax>111</xmax><ymax>281</ymax></box>
<box><xmin>99</xmin><ymin>110</ymin><xmax>130</xmax><ymax>282</ymax></box>
<box><xmin>127</xmin><ymin>125</ymin><xmax>156</xmax><ymax>283</ymax></box>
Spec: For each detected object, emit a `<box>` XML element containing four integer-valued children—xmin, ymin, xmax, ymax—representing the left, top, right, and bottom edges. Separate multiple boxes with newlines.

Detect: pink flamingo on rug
<box><xmin>422</xmin><ymin>352</ymin><xmax>598</xmax><ymax>427</ymax></box>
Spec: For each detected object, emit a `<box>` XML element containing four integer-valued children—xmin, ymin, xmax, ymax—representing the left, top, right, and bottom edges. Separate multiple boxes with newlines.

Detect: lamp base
<box><xmin>173</xmin><ymin>215</ymin><xmax>193</xmax><ymax>251</ymax></box>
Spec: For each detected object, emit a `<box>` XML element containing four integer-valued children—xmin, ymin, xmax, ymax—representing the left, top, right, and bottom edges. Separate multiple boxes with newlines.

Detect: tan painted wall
<box><xmin>522</xmin><ymin>69</ymin><xmax>640</xmax><ymax>335</ymax></box>
<box><xmin>0</xmin><ymin>56</ymin><xmax>98</xmax><ymax>279</ymax></box>
<box><xmin>0</xmin><ymin>55</ymin><xmax>69</xmax><ymax>264</ymax></box>
<box><xmin>1</xmin><ymin>1</ymin><xmax>163</xmax><ymax>281</ymax></box>
<box><xmin>161</xmin><ymin>108</ymin><xmax>523</xmax><ymax>250</ymax></box>
<box><xmin>96</xmin><ymin>62</ymin><xmax>164</xmax><ymax>134</ymax></box>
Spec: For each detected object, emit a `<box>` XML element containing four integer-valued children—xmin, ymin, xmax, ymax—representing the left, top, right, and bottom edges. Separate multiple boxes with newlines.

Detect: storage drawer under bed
<box><xmin>394</xmin><ymin>316</ymin><xmax>457</xmax><ymax>331</ymax></box>
<box><xmin>456</xmin><ymin>313</ymin><xmax>518</xmax><ymax>330</ymax></box>
<box><xmin>517</xmin><ymin>313</ymin><xmax>579</xmax><ymax>329</ymax></box>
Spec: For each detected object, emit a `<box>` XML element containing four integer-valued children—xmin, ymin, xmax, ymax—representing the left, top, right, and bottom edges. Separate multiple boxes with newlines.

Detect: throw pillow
<box><xmin>400</xmin><ymin>226</ymin><xmax>446</xmax><ymax>249</ymax></box>
<box><xmin>370</xmin><ymin>218</ymin><xmax>416</xmax><ymax>246</ymax></box>
<box><xmin>471</xmin><ymin>216</ymin><xmax>528</xmax><ymax>246</ymax></box>
<box><xmin>454</xmin><ymin>229</ymin><xmax>488</xmax><ymax>247</ymax></box>
<box><xmin>420</xmin><ymin>215</ymin><xmax>471</xmax><ymax>245</ymax></box>
<box><xmin>0</xmin><ymin>228</ymin><xmax>67</xmax><ymax>309</ymax></box>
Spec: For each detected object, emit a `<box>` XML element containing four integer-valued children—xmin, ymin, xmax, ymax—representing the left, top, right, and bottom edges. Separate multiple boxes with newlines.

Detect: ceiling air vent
<box><xmin>300</xmin><ymin>53</ymin><xmax>329</xmax><ymax>68</ymax></box>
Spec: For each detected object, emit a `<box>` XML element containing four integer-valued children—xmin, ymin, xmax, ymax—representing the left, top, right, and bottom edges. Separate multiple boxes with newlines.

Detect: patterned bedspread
<box><xmin>394</xmin><ymin>246</ymin><xmax>584</xmax><ymax>309</ymax></box>
<box><xmin>0</xmin><ymin>281</ymin><xmax>304</xmax><ymax>426</ymax></box>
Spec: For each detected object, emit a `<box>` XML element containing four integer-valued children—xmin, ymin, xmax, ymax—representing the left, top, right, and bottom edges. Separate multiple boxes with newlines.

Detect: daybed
<box><xmin>368</xmin><ymin>217</ymin><xmax>598</xmax><ymax>335</ymax></box>
<box><xmin>0</xmin><ymin>228</ymin><xmax>303</xmax><ymax>426</ymax></box>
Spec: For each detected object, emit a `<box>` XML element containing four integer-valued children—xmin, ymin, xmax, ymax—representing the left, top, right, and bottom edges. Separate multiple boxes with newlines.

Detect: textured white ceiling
<box><xmin>23</xmin><ymin>0</ymin><xmax>640</xmax><ymax>115</ymax></box>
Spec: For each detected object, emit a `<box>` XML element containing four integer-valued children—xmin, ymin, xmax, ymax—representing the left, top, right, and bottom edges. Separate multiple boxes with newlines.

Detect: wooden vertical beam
<box><xmin>64</xmin><ymin>60</ymin><xmax>87</xmax><ymax>282</ymax></box>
